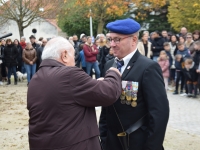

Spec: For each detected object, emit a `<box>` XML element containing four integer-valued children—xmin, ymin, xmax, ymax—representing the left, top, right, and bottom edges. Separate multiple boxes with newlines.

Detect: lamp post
<box><xmin>89</xmin><ymin>9</ymin><xmax>93</xmax><ymax>38</ymax></box>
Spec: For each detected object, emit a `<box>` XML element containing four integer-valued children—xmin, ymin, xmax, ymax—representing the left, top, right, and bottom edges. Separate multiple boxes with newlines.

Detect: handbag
<box><xmin>113</xmin><ymin>105</ymin><xmax>147</xmax><ymax>150</ymax></box>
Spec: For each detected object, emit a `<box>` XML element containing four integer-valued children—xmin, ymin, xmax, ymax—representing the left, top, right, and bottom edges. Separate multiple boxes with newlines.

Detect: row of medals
<box><xmin>120</xmin><ymin>81</ymin><xmax>138</xmax><ymax>107</ymax></box>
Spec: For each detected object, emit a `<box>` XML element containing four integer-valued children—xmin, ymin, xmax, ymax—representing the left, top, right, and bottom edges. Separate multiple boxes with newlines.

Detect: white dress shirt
<box><xmin>115</xmin><ymin>49</ymin><xmax>137</xmax><ymax>74</ymax></box>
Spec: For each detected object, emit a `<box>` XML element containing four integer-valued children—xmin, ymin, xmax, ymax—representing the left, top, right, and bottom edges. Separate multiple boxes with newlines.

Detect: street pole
<box><xmin>89</xmin><ymin>9</ymin><xmax>93</xmax><ymax>38</ymax></box>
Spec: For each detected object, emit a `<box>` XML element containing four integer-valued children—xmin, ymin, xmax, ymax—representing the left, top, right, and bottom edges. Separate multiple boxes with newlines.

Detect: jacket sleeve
<box><xmin>83</xmin><ymin>45</ymin><xmax>93</xmax><ymax>57</ymax></box>
<box><xmin>162</xmin><ymin>60</ymin><xmax>169</xmax><ymax>72</ymax></box>
<box><xmin>142</xmin><ymin>62</ymin><xmax>169</xmax><ymax>150</ymax></box>
<box><xmin>22</xmin><ymin>50</ymin><xmax>30</xmax><ymax>64</ymax></box>
<box><xmin>32</xmin><ymin>49</ymin><xmax>37</xmax><ymax>63</ymax></box>
<box><xmin>91</xmin><ymin>45</ymin><xmax>99</xmax><ymax>55</ymax></box>
<box><xmin>70</xmin><ymin>67</ymin><xmax>122</xmax><ymax>107</ymax></box>
<box><xmin>13</xmin><ymin>46</ymin><xmax>19</xmax><ymax>60</ymax></box>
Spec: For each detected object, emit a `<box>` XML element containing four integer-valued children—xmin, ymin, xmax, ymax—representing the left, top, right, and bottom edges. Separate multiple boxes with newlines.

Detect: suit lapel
<box><xmin>122</xmin><ymin>50</ymin><xmax>140</xmax><ymax>79</ymax></box>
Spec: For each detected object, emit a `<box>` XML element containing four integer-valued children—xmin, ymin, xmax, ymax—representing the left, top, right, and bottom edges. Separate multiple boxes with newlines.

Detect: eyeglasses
<box><xmin>186</xmin><ymin>37</ymin><xmax>192</xmax><ymax>38</ymax></box>
<box><xmin>107</xmin><ymin>35</ymin><xmax>133</xmax><ymax>44</ymax></box>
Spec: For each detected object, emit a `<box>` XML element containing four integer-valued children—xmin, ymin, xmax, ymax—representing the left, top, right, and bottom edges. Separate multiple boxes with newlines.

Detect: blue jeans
<box><xmin>86</xmin><ymin>61</ymin><xmax>100</xmax><ymax>79</ymax></box>
<box><xmin>24</xmin><ymin>63</ymin><xmax>36</xmax><ymax>82</ymax></box>
<box><xmin>21</xmin><ymin>63</ymin><xmax>26</xmax><ymax>74</ymax></box>
<box><xmin>7</xmin><ymin>66</ymin><xmax>17</xmax><ymax>79</ymax></box>
<box><xmin>153</xmin><ymin>56</ymin><xmax>159</xmax><ymax>62</ymax></box>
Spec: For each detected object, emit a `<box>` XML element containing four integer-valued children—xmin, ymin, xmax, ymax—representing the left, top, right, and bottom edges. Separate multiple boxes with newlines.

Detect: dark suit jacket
<box><xmin>27</xmin><ymin>59</ymin><xmax>122</xmax><ymax>150</ymax></box>
<box><xmin>99</xmin><ymin>50</ymin><xmax>169</xmax><ymax>150</ymax></box>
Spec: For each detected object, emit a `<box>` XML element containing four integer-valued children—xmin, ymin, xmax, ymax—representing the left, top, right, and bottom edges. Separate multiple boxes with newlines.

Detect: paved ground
<box><xmin>0</xmin><ymin>81</ymin><xmax>200</xmax><ymax>150</ymax></box>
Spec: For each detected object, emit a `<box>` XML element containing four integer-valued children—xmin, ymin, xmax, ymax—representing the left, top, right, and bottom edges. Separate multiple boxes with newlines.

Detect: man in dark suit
<box><xmin>99</xmin><ymin>18</ymin><xmax>169</xmax><ymax>150</ymax></box>
<box><xmin>27</xmin><ymin>37</ymin><xmax>122</xmax><ymax>150</ymax></box>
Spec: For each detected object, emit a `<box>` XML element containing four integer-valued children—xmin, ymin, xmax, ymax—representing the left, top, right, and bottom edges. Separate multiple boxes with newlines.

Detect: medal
<box><xmin>131</xmin><ymin>101</ymin><xmax>137</xmax><ymax>107</ymax></box>
<box><xmin>126</xmin><ymin>100</ymin><xmax>131</xmax><ymax>105</ymax></box>
<box><xmin>121</xmin><ymin>99</ymin><xmax>126</xmax><ymax>104</ymax></box>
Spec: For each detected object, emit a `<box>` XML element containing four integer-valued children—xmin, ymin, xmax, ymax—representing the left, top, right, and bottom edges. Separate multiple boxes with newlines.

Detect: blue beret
<box><xmin>106</xmin><ymin>18</ymin><xmax>140</xmax><ymax>34</ymax></box>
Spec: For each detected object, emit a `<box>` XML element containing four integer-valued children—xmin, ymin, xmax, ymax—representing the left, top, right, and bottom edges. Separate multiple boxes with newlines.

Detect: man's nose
<box><xmin>110</xmin><ymin>40</ymin><xmax>116</xmax><ymax>47</ymax></box>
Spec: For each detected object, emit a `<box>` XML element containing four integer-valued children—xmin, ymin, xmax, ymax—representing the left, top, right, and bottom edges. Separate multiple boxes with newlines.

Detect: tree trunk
<box><xmin>97</xmin><ymin>19</ymin><xmax>105</xmax><ymax>34</ymax></box>
<box><xmin>17</xmin><ymin>22</ymin><xmax>24</xmax><ymax>38</ymax></box>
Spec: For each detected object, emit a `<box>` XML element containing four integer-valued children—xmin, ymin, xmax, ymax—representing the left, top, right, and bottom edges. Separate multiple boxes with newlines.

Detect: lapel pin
<box><xmin>127</xmin><ymin>66</ymin><xmax>131</xmax><ymax>70</ymax></box>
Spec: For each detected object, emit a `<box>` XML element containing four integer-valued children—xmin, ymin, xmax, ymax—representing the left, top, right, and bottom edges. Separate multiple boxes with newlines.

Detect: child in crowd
<box><xmin>193</xmin><ymin>41</ymin><xmax>200</xmax><ymax>93</ymax></box>
<box><xmin>184</xmin><ymin>58</ymin><xmax>198</xmax><ymax>98</ymax></box>
<box><xmin>163</xmin><ymin>42</ymin><xmax>173</xmax><ymax>85</ymax></box>
<box><xmin>79</xmin><ymin>44</ymin><xmax>86</xmax><ymax>72</ymax></box>
<box><xmin>105</xmin><ymin>48</ymin><xmax>115</xmax><ymax>62</ymax></box>
<box><xmin>174</xmin><ymin>42</ymin><xmax>190</xmax><ymax>95</ymax></box>
<box><xmin>158</xmin><ymin>50</ymin><xmax>170</xmax><ymax>91</ymax></box>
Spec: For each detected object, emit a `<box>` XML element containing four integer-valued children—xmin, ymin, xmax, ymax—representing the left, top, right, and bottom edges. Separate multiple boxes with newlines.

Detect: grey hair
<box><xmin>21</xmin><ymin>36</ymin><xmax>26</xmax><ymax>40</ymax></box>
<box><xmin>42</xmin><ymin>36</ymin><xmax>74</xmax><ymax>60</ymax></box>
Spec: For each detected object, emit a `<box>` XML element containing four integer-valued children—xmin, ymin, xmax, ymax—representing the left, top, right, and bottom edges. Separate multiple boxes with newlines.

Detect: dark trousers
<box><xmin>175</xmin><ymin>71</ymin><xmax>185</xmax><ymax>92</ymax></box>
<box><xmin>0</xmin><ymin>64</ymin><xmax>2</xmax><ymax>81</ymax></box>
<box><xmin>187</xmin><ymin>81</ymin><xmax>198</xmax><ymax>96</ymax></box>
<box><xmin>1</xmin><ymin>62</ymin><xmax>7</xmax><ymax>77</ymax></box>
<box><xmin>170</xmin><ymin>69</ymin><xmax>176</xmax><ymax>80</ymax></box>
<box><xmin>7</xmin><ymin>66</ymin><xmax>17</xmax><ymax>79</ymax></box>
<box><xmin>17</xmin><ymin>65</ymin><xmax>22</xmax><ymax>72</ymax></box>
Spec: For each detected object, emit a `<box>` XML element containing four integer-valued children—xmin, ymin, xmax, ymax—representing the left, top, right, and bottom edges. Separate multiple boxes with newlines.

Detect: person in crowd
<box><xmin>193</xmin><ymin>41</ymin><xmax>200</xmax><ymax>94</ymax></box>
<box><xmin>73</xmin><ymin>34</ymin><xmax>79</xmax><ymax>50</ymax></box>
<box><xmin>20</xmin><ymin>36</ymin><xmax>26</xmax><ymax>49</ymax></box>
<box><xmin>185</xmin><ymin>33</ymin><xmax>194</xmax><ymax>49</ymax></box>
<box><xmin>22</xmin><ymin>42</ymin><xmax>37</xmax><ymax>85</ymax></box>
<box><xmin>99</xmin><ymin>38</ymin><xmax>110</xmax><ymax>76</ymax></box>
<box><xmin>151</xmin><ymin>31</ymin><xmax>165</xmax><ymax>62</ymax></box>
<box><xmin>184</xmin><ymin>58</ymin><xmax>198</xmax><ymax>98</ymax></box>
<box><xmin>38</xmin><ymin>37</ymin><xmax>43</xmax><ymax>42</ymax></box>
<box><xmin>137</xmin><ymin>32</ymin><xmax>152</xmax><ymax>58</ymax></box>
<box><xmin>193</xmin><ymin>30</ymin><xmax>200</xmax><ymax>42</ymax></box>
<box><xmin>149</xmin><ymin>31</ymin><xmax>155</xmax><ymax>43</ymax></box>
<box><xmin>0</xmin><ymin>40</ymin><xmax>3</xmax><ymax>85</ymax></box>
<box><xmin>37</xmin><ymin>41</ymin><xmax>42</xmax><ymax>46</ymax></box>
<box><xmin>0</xmin><ymin>39</ymin><xmax>7</xmax><ymax>81</ymax></box>
<box><xmin>179</xmin><ymin>27</ymin><xmax>188</xmax><ymax>39</ymax></box>
<box><xmin>78</xmin><ymin>34</ymin><xmax>87</xmax><ymax>50</ymax></box>
<box><xmin>83</xmin><ymin>36</ymin><xmax>100</xmax><ymax>79</ymax></box>
<box><xmin>37</xmin><ymin>39</ymin><xmax>47</xmax><ymax>66</ymax></box>
<box><xmin>173</xmin><ymin>42</ymin><xmax>190</xmax><ymax>95</ymax></box>
<box><xmin>98</xmin><ymin>34</ymin><xmax>106</xmax><ymax>47</ymax></box>
<box><xmin>164</xmin><ymin>42</ymin><xmax>173</xmax><ymax>69</ymax></box>
<box><xmin>99</xmin><ymin>18</ymin><xmax>169</xmax><ymax>150</ymax></box>
<box><xmin>162</xmin><ymin>30</ymin><xmax>169</xmax><ymax>42</ymax></box>
<box><xmin>169</xmin><ymin>35</ymin><xmax>179</xmax><ymax>86</ymax></box>
<box><xmin>158</xmin><ymin>50</ymin><xmax>170</xmax><ymax>91</ymax></box>
<box><xmin>14</xmin><ymin>39</ymin><xmax>23</xmax><ymax>73</ymax></box>
<box><xmin>29</xmin><ymin>35</ymin><xmax>40</xmax><ymax>71</ymax></box>
<box><xmin>79</xmin><ymin>44</ymin><xmax>86</xmax><ymax>72</ymax></box>
<box><xmin>179</xmin><ymin>35</ymin><xmax>186</xmax><ymax>44</ymax></box>
<box><xmin>27</xmin><ymin>36</ymin><xmax>122</xmax><ymax>150</ymax></box>
<box><xmin>105</xmin><ymin>48</ymin><xmax>114</xmax><ymax>62</ymax></box>
<box><xmin>4</xmin><ymin>39</ymin><xmax>18</xmax><ymax>85</ymax></box>
<box><xmin>68</xmin><ymin>36</ymin><xmax>74</xmax><ymax>47</ymax></box>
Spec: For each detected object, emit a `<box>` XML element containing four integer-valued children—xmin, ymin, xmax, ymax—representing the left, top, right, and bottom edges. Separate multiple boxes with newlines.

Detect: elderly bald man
<box><xmin>27</xmin><ymin>37</ymin><xmax>122</xmax><ymax>150</ymax></box>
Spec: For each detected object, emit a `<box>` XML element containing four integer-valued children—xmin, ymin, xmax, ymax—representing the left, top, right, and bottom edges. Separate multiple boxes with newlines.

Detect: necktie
<box><xmin>116</xmin><ymin>60</ymin><xmax>124</xmax><ymax>72</ymax></box>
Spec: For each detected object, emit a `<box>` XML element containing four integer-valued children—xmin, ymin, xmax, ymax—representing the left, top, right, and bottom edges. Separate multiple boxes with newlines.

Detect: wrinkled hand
<box><xmin>109</xmin><ymin>67</ymin><xmax>121</xmax><ymax>76</ymax></box>
<box><xmin>97</xmin><ymin>77</ymin><xmax>104</xmax><ymax>81</ymax></box>
<box><xmin>30</xmin><ymin>61</ymin><xmax>33</xmax><ymax>65</ymax></box>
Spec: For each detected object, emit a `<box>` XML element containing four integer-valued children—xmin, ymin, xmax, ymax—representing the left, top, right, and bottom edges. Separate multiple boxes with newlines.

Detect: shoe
<box><xmin>180</xmin><ymin>93</ymin><xmax>187</xmax><ymax>96</ymax></box>
<box><xmin>6</xmin><ymin>79</ymin><xmax>11</xmax><ymax>85</ymax></box>
<box><xmin>173</xmin><ymin>91</ymin><xmax>178</xmax><ymax>94</ymax></box>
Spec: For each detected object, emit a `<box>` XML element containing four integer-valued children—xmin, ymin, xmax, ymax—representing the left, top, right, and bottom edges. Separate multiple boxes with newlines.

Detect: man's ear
<box><xmin>61</xmin><ymin>50</ymin><xmax>68</xmax><ymax>63</ymax></box>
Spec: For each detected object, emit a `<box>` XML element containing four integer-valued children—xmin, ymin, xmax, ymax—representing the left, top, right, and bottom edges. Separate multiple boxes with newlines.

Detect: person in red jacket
<box><xmin>83</xmin><ymin>36</ymin><xmax>100</xmax><ymax>78</ymax></box>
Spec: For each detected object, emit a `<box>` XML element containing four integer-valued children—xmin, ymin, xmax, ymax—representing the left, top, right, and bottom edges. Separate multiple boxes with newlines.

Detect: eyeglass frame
<box><xmin>107</xmin><ymin>35</ymin><xmax>133</xmax><ymax>44</ymax></box>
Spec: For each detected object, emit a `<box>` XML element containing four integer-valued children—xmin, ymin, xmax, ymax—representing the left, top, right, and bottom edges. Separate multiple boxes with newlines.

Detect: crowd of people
<box><xmin>0</xmin><ymin>27</ymin><xmax>200</xmax><ymax>98</ymax></box>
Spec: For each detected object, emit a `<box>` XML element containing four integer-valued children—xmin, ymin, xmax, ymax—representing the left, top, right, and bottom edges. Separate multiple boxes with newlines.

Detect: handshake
<box><xmin>97</xmin><ymin>67</ymin><xmax>121</xmax><ymax>81</ymax></box>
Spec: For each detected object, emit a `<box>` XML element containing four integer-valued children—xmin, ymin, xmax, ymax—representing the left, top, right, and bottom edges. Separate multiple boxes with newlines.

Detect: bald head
<box><xmin>181</xmin><ymin>27</ymin><xmax>187</xmax><ymax>36</ymax></box>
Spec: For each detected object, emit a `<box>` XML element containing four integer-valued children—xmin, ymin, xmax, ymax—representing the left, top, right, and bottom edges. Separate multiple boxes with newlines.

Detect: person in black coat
<box><xmin>29</xmin><ymin>35</ymin><xmax>40</xmax><ymax>71</ymax></box>
<box><xmin>184</xmin><ymin>58</ymin><xmax>199</xmax><ymax>98</ymax></box>
<box><xmin>105</xmin><ymin>48</ymin><xmax>114</xmax><ymax>62</ymax></box>
<box><xmin>151</xmin><ymin>31</ymin><xmax>165</xmax><ymax>62</ymax></box>
<box><xmin>99</xmin><ymin>18</ymin><xmax>169</xmax><ymax>150</ymax></box>
<box><xmin>37</xmin><ymin>39</ymin><xmax>47</xmax><ymax>66</ymax></box>
<box><xmin>4</xmin><ymin>39</ymin><xmax>18</xmax><ymax>85</ymax></box>
<box><xmin>0</xmin><ymin>39</ymin><xmax>7</xmax><ymax>80</ymax></box>
<box><xmin>14</xmin><ymin>39</ymin><xmax>23</xmax><ymax>73</ymax></box>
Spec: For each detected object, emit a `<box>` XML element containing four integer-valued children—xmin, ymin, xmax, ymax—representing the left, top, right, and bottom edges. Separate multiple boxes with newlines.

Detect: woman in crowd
<box><xmin>193</xmin><ymin>30</ymin><xmax>200</xmax><ymax>42</ymax></box>
<box><xmin>137</xmin><ymin>32</ymin><xmax>152</xmax><ymax>58</ymax></box>
<box><xmin>22</xmin><ymin>42</ymin><xmax>37</xmax><ymax>85</ymax></box>
<box><xmin>14</xmin><ymin>39</ymin><xmax>23</xmax><ymax>73</ymax></box>
<box><xmin>185</xmin><ymin>33</ymin><xmax>194</xmax><ymax>49</ymax></box>
<box><xmin>4</xmin><ymin>39</ymin><xmax>18</xmax><ymax>85</ymax></box>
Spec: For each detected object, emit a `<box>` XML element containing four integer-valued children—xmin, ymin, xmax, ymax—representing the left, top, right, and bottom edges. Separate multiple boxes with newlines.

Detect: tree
<box><xmin>0</xmin><ymin>0</ymin><xmax>63</xmax><ymax>38</ymax></box>
<box><xmin>59</xmin><ymin>0</ymin><xmax>129</xmax><ymax>36</ymax></box>
<box><xmin>168</xmin><ymin>0</ymin><xmax>200</xmax><ymax>32</ymax></box>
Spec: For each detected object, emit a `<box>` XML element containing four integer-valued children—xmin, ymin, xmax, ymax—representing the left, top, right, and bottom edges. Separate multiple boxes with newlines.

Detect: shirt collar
<box><xmin>115</xmin><ymin>48</ymin><xmax>137</xmax><ymax>67</ymax></box>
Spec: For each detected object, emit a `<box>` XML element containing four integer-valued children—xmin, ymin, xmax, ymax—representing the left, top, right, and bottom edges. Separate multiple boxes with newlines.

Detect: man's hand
<box><xmin>30</xmin><ymin>61</ymin><xmax>33</xmax><ymax>65</ymax></box>
<box><xmin>109</xmin><ymin>67</ymin><xmax>121</xmax><ymax>76</ymax></box>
